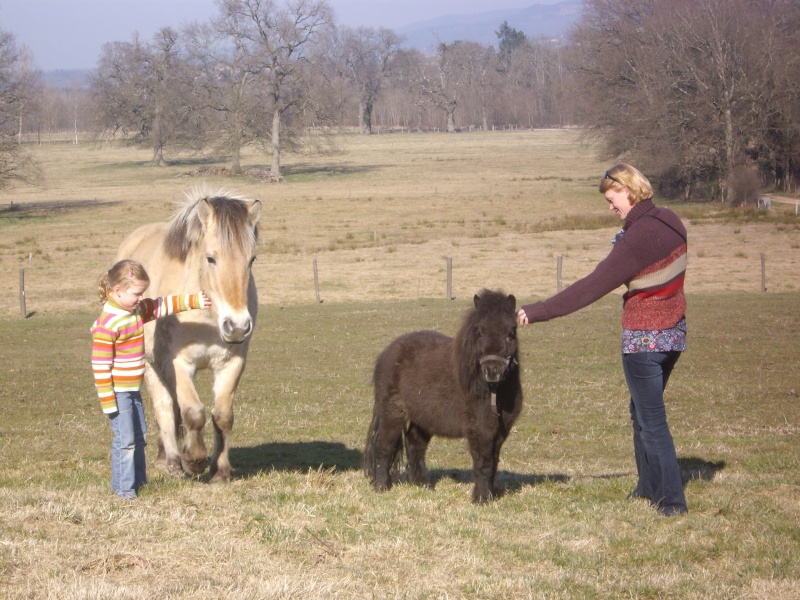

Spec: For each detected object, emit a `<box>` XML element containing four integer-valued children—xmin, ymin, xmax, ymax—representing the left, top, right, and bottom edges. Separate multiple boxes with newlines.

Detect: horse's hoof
<box><xmin>181</xmin><ymin>456</ymin><xmax>208</xmax><ymax>475</ymax></box>
<box><xmin>209</xmin><ymin>471</ymin><xmax>230</xmax><ymax>484</ymax></box>
<box><xmin>163</xmin><ymin>461</ymin><xmax>186</xmax><ymax>479</ymax></box>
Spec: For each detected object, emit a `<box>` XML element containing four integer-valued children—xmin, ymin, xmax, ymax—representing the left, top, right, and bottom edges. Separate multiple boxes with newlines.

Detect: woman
<box><xmin>517</xmin><ymin>163</ymin><xmax>688</xmax><ymax>516</ymax></box>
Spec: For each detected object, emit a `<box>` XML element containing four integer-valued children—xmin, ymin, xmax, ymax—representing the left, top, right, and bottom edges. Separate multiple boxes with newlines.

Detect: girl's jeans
<box><xmin>622</xmin><ymin>351</ymin><xmax>687</xmax><ymax>514</ymax></box>
<box><xmin>107</xmin><ymin>390</ymin><xmax>147</xmax><ymax>499</ymax></box>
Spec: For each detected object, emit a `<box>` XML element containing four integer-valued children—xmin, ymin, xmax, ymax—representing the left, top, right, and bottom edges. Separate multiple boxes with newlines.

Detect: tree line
<box><xmin>1</xmin><ymin>0</ymin><xmax>798</xmax><ymax>201</ymax></box>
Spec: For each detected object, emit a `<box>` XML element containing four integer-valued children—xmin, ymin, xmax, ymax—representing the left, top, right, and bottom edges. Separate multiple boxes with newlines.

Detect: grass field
<box><xmin>0</xmin><ymin>131</ymin><xmax>798</xmax><ymax>598</ymax></box>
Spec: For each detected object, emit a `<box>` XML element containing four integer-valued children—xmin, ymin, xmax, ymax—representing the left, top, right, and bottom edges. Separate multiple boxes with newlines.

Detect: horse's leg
<box><xmin>466</xmin><ymin>424</ymin><xmax>500</xmax><ymax>503</ymax></box>
<box><xmin>144</xmin><ymin>365</ymin><xmax>184</xmax><ymax>477</ymax></box>
<box><xmin>404</xmin><ymin>423</ymin><xmax>432</xmax><ymax>487</ymax></box>
<box><xmin>173</xmin><ymin>360</ymin><xmax>208</xmax><ymax>475</ymax></box>
<box><xmin>208</xmin><ymin>355</ymin><xmax>246</xmax><ymax>484</ymax></box>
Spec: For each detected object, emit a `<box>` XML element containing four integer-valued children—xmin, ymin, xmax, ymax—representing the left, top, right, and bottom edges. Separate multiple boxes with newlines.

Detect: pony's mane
<box><xmin>165</xmin><ymin>188</ymin><xmax>258</xmax><ymax>261</ymax></box>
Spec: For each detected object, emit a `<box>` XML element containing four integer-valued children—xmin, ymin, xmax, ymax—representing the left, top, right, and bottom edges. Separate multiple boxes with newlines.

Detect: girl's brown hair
<box><xmin>598</xmin><ymin>163</ymin><xmax>654</xmax><ymax>205</ymax></box>
<box><xmin>97</xmin><ymin>259</ymin><xmax>150</xmax><ymax>304</ymax></box>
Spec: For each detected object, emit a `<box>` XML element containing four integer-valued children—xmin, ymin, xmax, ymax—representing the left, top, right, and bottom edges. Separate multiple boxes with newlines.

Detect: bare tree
<box><xmin>569</xmin><ymin>0</ymin><xmax>800</xmax><ymax>201</ymax></box>
<box><xmin>217</xmin><ymin>0</ymin><xmax>333</xmax><ymax>177</ymax></box>
<box><xmin>92</xmin><ymin>28</ymin><xmax>193</xmax><ymax>165</ymax></box>
<box><xmin>0</xmin><ymin>29</ymin><xmax>39</xmax><ymax>189</ymax></box>
<box><xmin>183</xmin><ymin>20</ymin><xmax>269</xmax><ymax>174</ymax></box>
<box><xmin>336</xmin><ymin>25</ymin><xmax>403</xmax><ymax>133</ymax></box>
<box><xmin>412</xmin><ymin>41</ymin><xmax>479</xmax><ymax>132</ymax></box>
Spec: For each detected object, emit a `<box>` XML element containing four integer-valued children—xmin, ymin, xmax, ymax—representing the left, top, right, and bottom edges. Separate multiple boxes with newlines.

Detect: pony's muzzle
<box><xmin>221</xmin><ymin>314</ymin><xmax>253</xmax><ymax>344</ymax></box>
<box><xmin>479</xmin><ymin>354</ymin><xmax>511</xmax><ymax>383</ymax></box>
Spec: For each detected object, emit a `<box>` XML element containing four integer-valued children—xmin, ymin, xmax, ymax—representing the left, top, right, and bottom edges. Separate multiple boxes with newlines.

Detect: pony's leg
<box><xmin>466</xmin><ymin>427</ymin><xmax>500</xmax><ymax>503</ymax></box>
<box><xmin>144</xmin><ymin>365</ymin><xmax>184</xmax><ymax>477</ymax></box>
<box><xmin>372</xmin><ymin>409</ymin><xmax>404</xmax><ymax>492</ymax></box>
<box><xmin>208</xmin><ymin>355</ymin><xmax>246</xmax><ymax>484</ymax></box>
<box><xmin>404</xmin><ymin>423</ymin><xmax>432</xmax><ymax>487</ymax></box>
<box><xmin>173</xmin><ymin>361</ymin><xmax>208</xmax><ymax>475</ymax></box>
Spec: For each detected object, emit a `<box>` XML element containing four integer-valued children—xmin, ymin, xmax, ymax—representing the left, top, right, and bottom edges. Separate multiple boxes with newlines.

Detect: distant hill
<box><xmin>397</xmin><ymin>0</ymin><xmax>582</xmax><ymax>52</ymax></box>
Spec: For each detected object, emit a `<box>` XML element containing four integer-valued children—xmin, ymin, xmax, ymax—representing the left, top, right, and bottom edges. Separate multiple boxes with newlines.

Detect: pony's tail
<box><xmin>363</xmin><ymin>412</ymin><xmax>381</xmax><ymax>481</ymax></box>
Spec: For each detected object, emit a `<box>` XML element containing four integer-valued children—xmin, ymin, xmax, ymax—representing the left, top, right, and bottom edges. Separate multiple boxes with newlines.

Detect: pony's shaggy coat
<box><xmin>115</xmin><ymin>189</ymin><xmax>261</xmax><ymax>482</ymax></box>
<box><xmin>364</xmin><ymin>289</ymin><xmax>523</xmax><ymax>503</ymax></box>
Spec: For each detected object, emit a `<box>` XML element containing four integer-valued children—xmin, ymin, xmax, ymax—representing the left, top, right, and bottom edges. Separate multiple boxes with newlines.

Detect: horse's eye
<box><xmin>474</xmin><ymin>328</ymin><xmax>482</xmax><ymax>339</ymax></box>
<box><xmin>249</xmin><ymin>256</ymin><xmax>256</xmax><ymax>267</ymax></box>
<box><xmin>508</xmin><ymin>327</ymin><xmax>517</xmax><ymax>341</ymax></box>
<box><xmin>206</xmin><ymin>256</ymin><xmax>216</xmax><ymax>265</ymax></box>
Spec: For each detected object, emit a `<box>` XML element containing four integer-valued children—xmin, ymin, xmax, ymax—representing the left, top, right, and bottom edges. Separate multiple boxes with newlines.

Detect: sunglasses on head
<box><xmin>604</xmin><ymin>171</ymin><xmax>623</xmax><ymax>185</ymax></box>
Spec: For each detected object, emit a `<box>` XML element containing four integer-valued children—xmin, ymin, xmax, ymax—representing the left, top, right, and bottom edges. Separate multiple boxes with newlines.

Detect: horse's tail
<box><xmin>363</xmin><ymin>411</ymin><xmax>381</xmax><ymax>481</ymax></box>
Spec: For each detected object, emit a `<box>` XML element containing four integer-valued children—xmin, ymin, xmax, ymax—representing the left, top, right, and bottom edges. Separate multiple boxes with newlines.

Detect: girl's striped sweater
<box><xmin>90</xmin><ymin>294</ymin><xmax>205</xmax><ymax>413</ymax></box>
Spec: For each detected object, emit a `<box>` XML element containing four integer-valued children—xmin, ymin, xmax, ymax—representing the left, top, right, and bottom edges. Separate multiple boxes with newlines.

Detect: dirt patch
<box><xmin>175</xmin><ymin>165</ymin><xmax>284</xmax><ymax>183</ymax></box>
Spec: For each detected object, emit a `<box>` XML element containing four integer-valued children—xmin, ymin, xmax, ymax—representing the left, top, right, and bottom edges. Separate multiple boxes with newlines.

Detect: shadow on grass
<box><xmin>230</xmin><ymin>441</ymin><xmax>363</xmax><ymax>479</ymax></box>
<box><xmin>679</xmin><ymin>456</ymin><xmax>726</xmax><ymax>482</ymax></box>
<box><xmin>424</xmin><ymin>468</ymin><xmax>571</xmax><ymax>498</ymax></box>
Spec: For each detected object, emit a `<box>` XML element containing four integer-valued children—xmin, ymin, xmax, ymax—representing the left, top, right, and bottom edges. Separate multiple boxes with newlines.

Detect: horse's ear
<box><xmin>507</xmin><ymin>294</ymin><xmax>516</xmax><ymax>311</ymax></box>
<box><xmin>248</xmin><ymin>199</ymin><xmax>262</xmax><ymax>226</ymax></box>
<box><xmin>474</xmin><ymin>294</ymin><xmax>480</xmax><ymax>308</ymax></box>
<box><xmin>196</xmin><ymin>198</ymin><xmax>212</xmax><ymax>229</ymax></box>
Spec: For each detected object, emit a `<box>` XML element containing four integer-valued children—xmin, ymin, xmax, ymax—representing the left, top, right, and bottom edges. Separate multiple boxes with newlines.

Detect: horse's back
<box><xmin>115</xmin><ymin>222</ymin><xmax>183</xmax><ymax>294</ymax></box>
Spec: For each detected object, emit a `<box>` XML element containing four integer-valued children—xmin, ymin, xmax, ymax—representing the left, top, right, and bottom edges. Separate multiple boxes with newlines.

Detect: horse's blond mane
<box><xmin>165</xmin><ymin>187</ymin><xmax>258</xmax><ymax>261</ymax></box>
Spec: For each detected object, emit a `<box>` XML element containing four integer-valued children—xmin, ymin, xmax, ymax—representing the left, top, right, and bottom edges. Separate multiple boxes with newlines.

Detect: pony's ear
<box><xmin>248</xmin><ymin>199</ymin><xmax>262</xmax><ymax>227</ymax></box>
<box><xmin>474</xmin><ymin>294</ymin><xmax>480</xmax><ymax>307</ymax></box>
<box><xmin>506</xmin><ymin>294</ymin><xmax>516</xmax><ymax>311</ymax></box>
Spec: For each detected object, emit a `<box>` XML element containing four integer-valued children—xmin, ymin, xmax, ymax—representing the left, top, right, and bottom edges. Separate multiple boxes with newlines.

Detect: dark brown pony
<box><xmin>364</xmin><ymin>289</ymin><xmax>523</xmax><ymax>503</ymax></box>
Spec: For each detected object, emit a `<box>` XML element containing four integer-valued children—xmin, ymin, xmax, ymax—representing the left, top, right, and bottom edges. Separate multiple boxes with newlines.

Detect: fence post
<box><xmin>557</xmin><ymin>254</ymin><xmax>563</xmax><ymax>293</ymax></box>
<box><xmin>446</xmin><ymin>257</ymin><xmax>453</xmax><ymax>300</ymax></box>
<box><xmin>761</xmin><ymin>253</ymin><xmax>766</xmax><ymax>293</ymax></box>
<box><xmin>313</xmin><ymin>258</ymin><xmax>321</xmax><ymax>303</ymax></box>
<box><xmin>19</xmin><ymin>267</ymin><xmax>26</xmax><ymax>318</ymax></box>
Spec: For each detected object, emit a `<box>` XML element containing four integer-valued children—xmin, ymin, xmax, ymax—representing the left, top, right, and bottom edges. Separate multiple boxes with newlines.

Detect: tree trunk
<box><xmin>446</xmin><ymin>109</ymin><xmax>455</xmax><ymax>132</ymax></box>
<box><xmin>231</xmin><ymin>142</ymin><xmax>242</xmax><ymax>175</ymax></box>
<box><xmin>271</xmin><ymin>110</ymin><xmax>281</xmax><ymax>177</ymax></box>
<box><xmin>152</xmin><ymin>144</ymin><xmax>165</xmax><ymax>166</ymax></box>
<box><xmin>363</xmin><ymin>99</ymin><xmax>374</xmax><ymax>134</ymax></box>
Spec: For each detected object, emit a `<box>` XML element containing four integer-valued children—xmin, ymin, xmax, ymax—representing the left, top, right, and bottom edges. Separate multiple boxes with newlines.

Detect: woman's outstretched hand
<box><xmin>516</xmin><ymin>308</ymin><xmax>529</xmax><ymax>326</ymax></box>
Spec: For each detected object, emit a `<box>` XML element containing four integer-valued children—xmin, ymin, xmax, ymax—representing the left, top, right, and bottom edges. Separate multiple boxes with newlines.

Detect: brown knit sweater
<box><xmin>520</xmin><ymin>199</ymin><xmax>687</xmax><ymax>330</ymax></box>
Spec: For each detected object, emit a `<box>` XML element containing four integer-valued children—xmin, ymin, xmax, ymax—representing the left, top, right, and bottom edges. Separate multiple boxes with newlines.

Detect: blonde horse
<box><xmin>116</xmin><ymin>189</ymin><xmax>261</xmax><ymax>483</ymax></box>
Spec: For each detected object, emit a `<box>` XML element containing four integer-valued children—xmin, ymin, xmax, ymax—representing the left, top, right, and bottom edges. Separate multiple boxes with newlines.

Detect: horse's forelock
<box><xmin>207</xmin><ymin>197</ymin><xmax>258</xmax><ymax>254</ymax></box>
<box><xmin>165</xmin><ymin>190</ymin><xmax>257</xmax><ymax>260</ymax></box>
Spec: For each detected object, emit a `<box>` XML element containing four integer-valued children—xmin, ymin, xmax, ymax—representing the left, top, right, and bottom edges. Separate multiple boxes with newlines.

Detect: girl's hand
<box><xmin>199</xmin><ymin>291</ymin><xmax>212</xmax><ymax>309</ymax></box>
<box><xmin>516</xmin><ymin>308</ymin><xmax>529</xmax><ymax>326</ymax></box>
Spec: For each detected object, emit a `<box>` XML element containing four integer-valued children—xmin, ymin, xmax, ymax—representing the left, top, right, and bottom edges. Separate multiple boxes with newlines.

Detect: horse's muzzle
<box><xmin>479</xmin><ymin>354</ymin><xmax>513</xmax><ymax>384</ymax></box>
<box><xmin>221</xmin><ymin>315</ymin><xmax>254</xmax><ymax>344</ymax></box>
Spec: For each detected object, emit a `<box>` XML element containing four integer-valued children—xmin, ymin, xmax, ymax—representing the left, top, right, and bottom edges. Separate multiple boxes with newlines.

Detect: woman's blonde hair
<box><xmin>598</xmin><ymin>163</ymin><xmax>654</xmax><ymax>205</ymax></box>
<box><xmin>97</xmin><ymin>259</ymin><xmax>150</xmax><ymax>304</ymax></box>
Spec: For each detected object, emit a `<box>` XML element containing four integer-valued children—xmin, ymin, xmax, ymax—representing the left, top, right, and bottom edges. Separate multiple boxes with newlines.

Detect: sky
<box><xmin>0</xmin><ymin>0</ymin><xmax>564</xmax><ymax>72</ymax></box>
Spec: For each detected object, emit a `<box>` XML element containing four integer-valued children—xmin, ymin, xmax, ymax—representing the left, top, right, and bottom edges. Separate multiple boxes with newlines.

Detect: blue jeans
<box><xmin>623</xmin><ymin>351</ymin><xmax>687</xmax><ymax>515</ymax></box>
<box><xmin>107</xmin><ymin>390</ymin><xmax>147</xmax><ymax>498</ymax></box>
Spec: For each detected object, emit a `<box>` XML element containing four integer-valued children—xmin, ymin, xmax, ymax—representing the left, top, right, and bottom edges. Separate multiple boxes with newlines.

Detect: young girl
<box><xmin>91</xmin><ymin>259</ymin><xmax>211</xmax><ymax>499</ymax></box>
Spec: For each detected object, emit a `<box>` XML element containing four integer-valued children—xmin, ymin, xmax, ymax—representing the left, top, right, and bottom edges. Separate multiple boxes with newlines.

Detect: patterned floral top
<box><xmin>622</xmin><ymin>316</ymin><xmax>687</xmax><ymax>354</ymax></box>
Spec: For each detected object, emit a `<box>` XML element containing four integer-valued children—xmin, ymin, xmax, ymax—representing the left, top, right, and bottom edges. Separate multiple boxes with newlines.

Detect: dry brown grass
<box><xmin>1</xmin><ymin>130</ymin><xmax>798</xmax><ymax>319</ymax></box>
